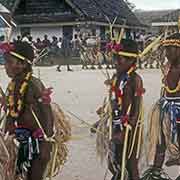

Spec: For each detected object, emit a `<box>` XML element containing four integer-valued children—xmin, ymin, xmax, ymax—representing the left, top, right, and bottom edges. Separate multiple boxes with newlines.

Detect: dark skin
<box><xmin>153</xmin><ymin>46</ymin><xmax>180</xmax><ymax>170</ymax></box>
<box><xmin>109</xmin><ymin>56</ymin><xmax>143</xmax><ymax>180</ymax></box>
<box><xmin>4</xmin><ymin>54</ymin><xmax>54</xmax><ymax>180</ymax></box>
<box><xmin>165</xmin><ymin>46</ymin><xmax>180</xmax><ymax>97</ymax></box>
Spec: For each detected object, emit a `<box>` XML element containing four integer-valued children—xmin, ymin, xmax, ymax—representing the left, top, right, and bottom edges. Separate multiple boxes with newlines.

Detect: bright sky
<box><xmin>130</xmin><ymin>0</ymin><xmax>180</xmax><ymax>10</ymax></box>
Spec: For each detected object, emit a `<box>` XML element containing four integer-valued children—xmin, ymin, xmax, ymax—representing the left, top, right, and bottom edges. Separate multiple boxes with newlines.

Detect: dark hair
<box><xmin>13</xmin><ymin>41</ymin><xmax>34</xmax><ymax>72</ymax></box>
<box><xmin>13</xmin><ymin>41</ymin><xmax>34</xmax><ymax>61</ymax></box>
<box><xmin>121</xmin><ymin>39</ymin><xmax>138</xmax><ymax>53</ymax></box>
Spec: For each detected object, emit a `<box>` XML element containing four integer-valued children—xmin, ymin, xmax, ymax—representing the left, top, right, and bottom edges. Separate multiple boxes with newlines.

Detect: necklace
<box><xmin>7</xmin><ymin>72</ymin><xmax>32</xmax><ymax>118</ymax></box>
<box><xmin>111</xmin><ymin>65</ymin><xmax>136</xmax><ymax>107</ymax></box>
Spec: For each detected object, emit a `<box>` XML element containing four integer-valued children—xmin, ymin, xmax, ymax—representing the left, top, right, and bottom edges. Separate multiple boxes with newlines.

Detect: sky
<box><xmin>130</xmin><ymin>0</ymin><xmax>180</xmax><ymax>10</ymax></box>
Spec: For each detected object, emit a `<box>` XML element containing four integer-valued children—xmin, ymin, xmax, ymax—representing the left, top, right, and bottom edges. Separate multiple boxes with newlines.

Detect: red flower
<box><xmin>113</xmin><ymin>43</ymin><xmax>123</xmax><ymax>52</ymax></box>
<box><xmin>41</xmin><ymin>87</ymin><xmax>53</xmax><ymax>104</ymax></box>
<box><xmin>0</xmin><ymin>42</ymin><xmax>14</xmax><ymax>54</ymax></box>
<box><xmin>135</xmin><ymin>88</ymin><xmax>145</xmax><ymax>96</ymax></box>
<box><xmin>121</xmin><ymin>115</ymin><xmax>129</xmax><ymax>124</ymax></box>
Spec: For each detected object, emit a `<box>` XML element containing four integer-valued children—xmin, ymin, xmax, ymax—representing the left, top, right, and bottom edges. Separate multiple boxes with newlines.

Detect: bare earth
<box><xmin>0</xmin><ymin>65</ymin><xmax>179</xmax><ymax>180</ymax></box>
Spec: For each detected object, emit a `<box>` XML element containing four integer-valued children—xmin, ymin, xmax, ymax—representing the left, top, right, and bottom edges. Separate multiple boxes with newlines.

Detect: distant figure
<box><xmin>16</xmin><ymin>35</ymin><xmax>21</xmax><ymax>43</ymax></box>
<box><xmin>34</xmin><ymin>38</ymin><xmax>44</xmax><ymax>51</ymax></box>
<box><xmin>71</xmin><ymin>34</ymin><xmax>80</xmax><ymax>57</ymax></box>
<box><xmin>50</xmin><ymin>36</ymin><xmax>58</xmax><ymax>56</ymax></box>
<box><xmin>21</xmin><ymin>32</ymin><xmax>32</xmax><ymax>44</ymax></box>
<box><xmin>57</xmin><ymin>37</ymin><xmax>62</xmax><ymax>49</ymax></box>
<box><xmin>42</xmin><ymin>34</ymin><xmax>51</xmax><ymax>48</ymax></box>
<box><xmin>57</xmin><ymin>35</ymin><xmax>73</xmax><ymax>72</ymax></box>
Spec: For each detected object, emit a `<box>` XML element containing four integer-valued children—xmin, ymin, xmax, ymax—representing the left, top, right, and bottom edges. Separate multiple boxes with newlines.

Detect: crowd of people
<box><xmin>10</xmin><ymin>30</ymin><xmax>155</xmax><ymax>70</ymax></box>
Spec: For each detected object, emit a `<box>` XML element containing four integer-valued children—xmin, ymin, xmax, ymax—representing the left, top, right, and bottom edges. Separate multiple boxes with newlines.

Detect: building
<box><xmin>135</xmin><ymin>9</ymin><xmax>180</xmax><ymax>34</ymax></box>
<box><xmin>151</xmin><ymin>9</ymin><xmax>180</xmax><ymax>34</ymax></box>
<box><xmin>0</xmin><ymin>0</ymin><xmax>145</xmax><ymax>41</ymax></box>
<box><xmin>0</xmin><ymin>3</ymin><xmax>15</xmax><ymax>40</ymax></box>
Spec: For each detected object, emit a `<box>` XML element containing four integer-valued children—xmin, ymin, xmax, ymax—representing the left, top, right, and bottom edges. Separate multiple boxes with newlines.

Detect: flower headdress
<box><xmin>0</xmin><ymin>42</ymin><xmax>33</xmax><ymax>64</ymax></box>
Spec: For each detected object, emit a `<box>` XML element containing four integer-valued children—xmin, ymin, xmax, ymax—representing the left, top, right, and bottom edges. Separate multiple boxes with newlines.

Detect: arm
<box><xmin>122</xmin><ymin>75</ymin><xmax>144</xmax><ymax>127</ymax></box>
<box><xmin>30</xmin><ymin>78</ymin><xmax>54</xmax><ymax>137</ymax></box>
<box><xmin>129</xmin><ymin>75</ymin><xmax>144</xmax><ymax>127</ymax></box>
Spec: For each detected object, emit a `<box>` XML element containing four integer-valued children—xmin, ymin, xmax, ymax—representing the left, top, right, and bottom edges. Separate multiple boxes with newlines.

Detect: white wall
<box><xmin>31</xmin><ymin>27</ymin><xmax>63</xmax><ymax>41</ymax></box>
<box><xmin>96</xmin><ymin>27</ymin><xmax>100</xmax><ymax>36</ymax></box>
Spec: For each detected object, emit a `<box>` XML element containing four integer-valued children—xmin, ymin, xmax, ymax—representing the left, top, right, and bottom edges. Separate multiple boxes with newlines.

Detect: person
<box><xmin>71</xmin><ymin>34</ymin><xmax>80</xmax><ymax>57</ymax></box>
<box><xmin>96</xmin><ymin>39</ymin><xmax>145</xmax><ymax>180</ymax></box>
<box><xmin>141</xmin><ymin>32</ymin><xmax>180</xmax><ymax>180</ymax></box>
<box><xmin>16</xmin><ymin>35</ymin><xmax>21</xmax><ymax>43</ymax></box>
<box><xmin>3</xmin><ymin>41</ymin><xmax>54</xmax><ymax>180</ymax></box>
<box><xmin>57</xmin><ymin>37</ymin><xmax>62</xmax><ymax>49</ymax></box>
<box><xmin>21</xmin><ymin>32</ymin><xmax>31</xmax><ymax>44</ymax></box>
<box><xmin>57</xmin><ymin>35</ymin><xmax>73</xmax><ymax>72</ymax></box>
<box><xmin>34</xmin><ymin>38</ymin><xmax>44</xmax><ymax>51</ymax></box>
<box><xmin>42</xmin><ymin>34</ymin><xmax>51</xmax><ymax>48</ymax></box>
<box><xmin>50</xmin><ymin>36</ymin><xmax>58</xmax><ymax>60</ymax></box>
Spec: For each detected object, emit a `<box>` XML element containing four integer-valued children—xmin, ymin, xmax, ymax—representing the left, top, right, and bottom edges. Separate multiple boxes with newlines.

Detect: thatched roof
<box><xmin>0</xmin><ymin>3</ymin><xmax>15</xmax><ymax>27</ymax></box>
<box><xmin>0</xmin><ymin>0</ymin><xmax>143</xmax><ymax>28</ymax></box>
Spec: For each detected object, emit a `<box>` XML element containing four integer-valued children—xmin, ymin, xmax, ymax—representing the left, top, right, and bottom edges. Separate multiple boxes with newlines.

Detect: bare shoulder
<box><xmin>27</xmin><ymin>76</ymin><xmax>45</xmax><ymax>100</ymax></box>
<box><xmin>133</xmin><ymin>73</ymin><xmax>144</xmax><ymax>95</ymax></box>
<box><xmin>31</xmin><ymin>76</ymin><xmax>45</xmax><ymax>91</ymax></box>
<box><xmin>134</xmin><ymin>73</ymin><xmax>143</xmax><ymax>85</ymax></box>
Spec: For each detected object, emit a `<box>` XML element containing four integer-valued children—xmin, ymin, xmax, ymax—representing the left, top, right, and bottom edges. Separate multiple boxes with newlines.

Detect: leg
<box><xmin>27</xmin><ymin>141</ymin><xmax>52</xmax><ymax>180</ymax></box>
<box><xmin>153</xmin><ymin>132</ymin><xmax>166</xmax><ymax>168</ymax></box>
<box><xmin>126</xmin><ymin>157</ymin><xmax>139</xmax><ymax>180</ymax></box>
<box><xmin>108</xmin><ymin>142</ymin><xmax>123</xmax><ymax>180</ymax></box>
<box><xmin>66</xmin><ymin>57</ymin><xmax>73</xmax><ymax>71</ymax></box>
<box><xmin>57</xmin><ymin>65</ymin><xmax>61</xmax><ymax>72</ymax></box>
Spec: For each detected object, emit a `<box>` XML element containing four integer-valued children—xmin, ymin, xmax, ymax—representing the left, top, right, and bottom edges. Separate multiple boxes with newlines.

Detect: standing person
<box><xmin>50</xmin><ymin>36</ymin><xmax>58</xmax><ymax>63</ymax></box>
<box><xmin>141</xmin><ymin>32</ymin><xmax>180</xmax><ymax>180</ymax></box>
<box><xmin>34</xmin><ymin>38</ymin><xmax>44</xmax><ymax>51</ymax></box>
<box><xmin>3</xmin><ymin>41</ymin><xmax>54</xmax><ymax>180</ymax></box>
<box><xmin>96</xmin><ymin>39</ymin><xmax>145</xmax><ymax>180</ymax></box>
<box><xmin>16</xmin><ymin>35</ymin><xmax>22</xmax><ymax>43</ymax></box>
<box><xmin>71</xmin><ymin>34</ymin><xmax>80</xmax><ymax>57</ymax></box>
<box><xmin>42</xmin><ymin>34</ymin><xmax>51</xmax><ymax>48</ymax></box>
<box><xmin>21</xmin><ymin>32</ymin><xmax>31</xmax><ymax>44</ymax></box>
<box><xmin>57</xmin><ymin>37</ymin><xmax>62</xmax><ymax>49</ymax></box>
<box><xmin>57</xmin><ymin>35</ymin><xmax>73</xmax><ymax>72</ymax></box>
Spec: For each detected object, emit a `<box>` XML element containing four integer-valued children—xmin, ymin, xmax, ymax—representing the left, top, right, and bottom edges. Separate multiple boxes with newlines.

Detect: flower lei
<box><xmin>163</xmin><ymin>82</ymin><xmax>180</xmax><ymax>94</ymax></box>
<box><xmin>7</xmin><ymin>72</ymin><xmax>32</xmax><ymax>118</ymax></box>
<box><xmin>161</xmin><ymin>65</ymin><xmax>180</xmax><ymax>94</ymax></box>
<box><xmin>111</xmin><ymin>65</ymin><xmax>136</xmax><ymax>108</ymax></box>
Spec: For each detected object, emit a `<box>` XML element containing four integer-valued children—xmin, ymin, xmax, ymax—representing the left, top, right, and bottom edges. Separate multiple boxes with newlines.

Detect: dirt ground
<box><xmin>0</xmin><ymin>65</ymin><xmax>179</xmax><ymax>180</ymax></box>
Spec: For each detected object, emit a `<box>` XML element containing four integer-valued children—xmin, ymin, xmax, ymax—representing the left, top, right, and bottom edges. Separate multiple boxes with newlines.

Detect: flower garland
<box><xmin>163</xmin><ymin>82</ymin><xmax>180</xmax><ymax>94</ymax></box>
<box><xmin>7</xmin><ymin>72</ymin><xmax>32</xmax><ymax>118</ymax></box>
<box><xmin>161</xmin><ymin>65</ymin><xmax>180</xmax><ymax>94</ymax></box>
